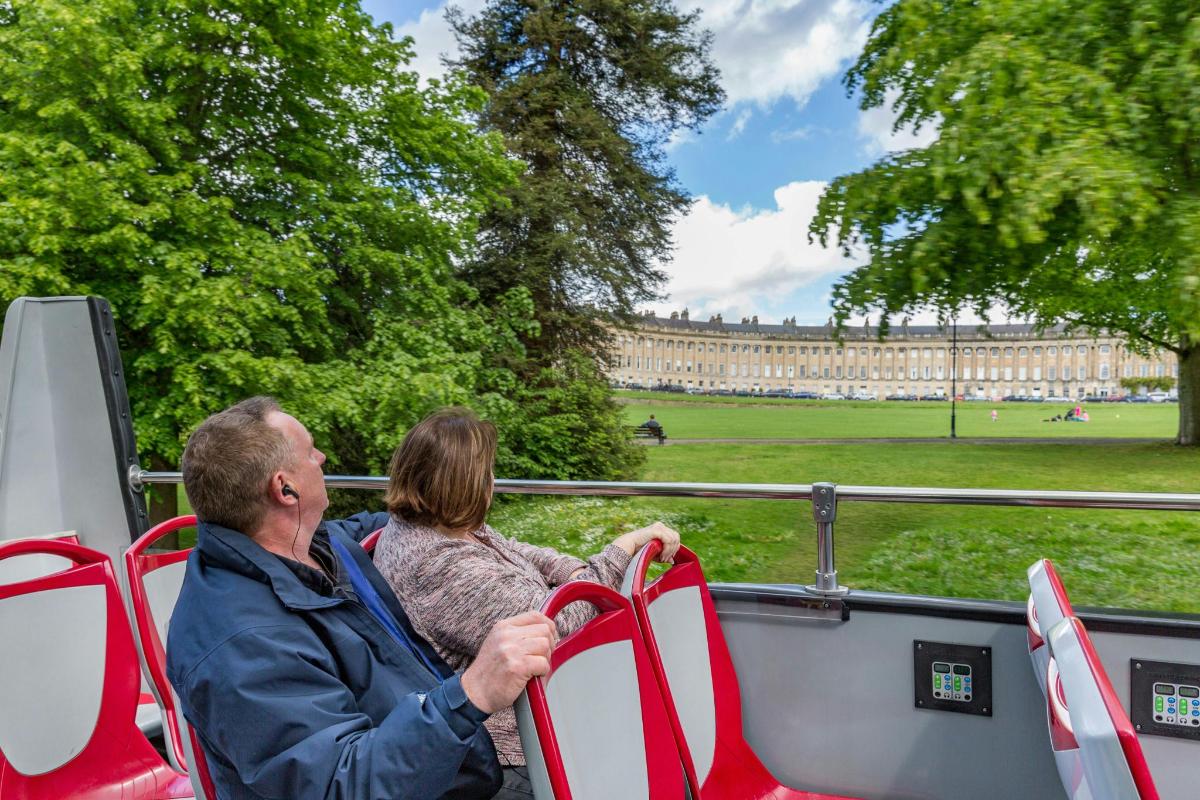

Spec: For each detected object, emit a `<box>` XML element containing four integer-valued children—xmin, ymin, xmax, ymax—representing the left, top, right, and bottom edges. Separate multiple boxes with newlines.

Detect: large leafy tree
<box><xmin>811</xmin><ymin>0</ymin><xmax>1200</xmax><ymax>444</ymax></box>
<box><xmin>0</xmin><ymin>0</ymin><xmax>526</xmax><ymax>519</ymax></box>
<box><xmin>450</xmin><ymin>0</ymin><xmax>724</xmax><ymax>361</ymax></box>
<box><xmin>448</xmin><ymin>0</ymin><xmax>723</xmax><ymax>478</ymax></box>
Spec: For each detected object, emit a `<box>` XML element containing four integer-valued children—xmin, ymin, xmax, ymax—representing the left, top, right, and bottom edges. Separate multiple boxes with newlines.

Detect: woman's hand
<box><xmin>613</xmin><ymin>521</ymin><xmax>681</xmax><ymax>563</ymax></box>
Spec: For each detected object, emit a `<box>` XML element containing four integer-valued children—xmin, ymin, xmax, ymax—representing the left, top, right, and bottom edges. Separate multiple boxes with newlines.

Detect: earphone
<box><xmin>282</xmin><ymin>484</ymin><xmax>303</xmax><ymax>563</ymax></box>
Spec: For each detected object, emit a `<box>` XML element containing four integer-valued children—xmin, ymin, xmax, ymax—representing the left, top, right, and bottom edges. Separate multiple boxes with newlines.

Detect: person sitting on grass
<box><xmin>374</xmin><ymin>407</ymin><xmax>681</xmax><ymax>799</ymax></box>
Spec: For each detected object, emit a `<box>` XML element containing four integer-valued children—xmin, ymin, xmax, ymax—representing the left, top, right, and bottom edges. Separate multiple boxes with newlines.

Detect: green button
<box><xmin>954</xmin><ymin>677</ymin><xmax>962</xmax><ymax>692</ymax></box>
<box><xmin>1156</xmin><ymin>697</ymin><xmax>1163</xmax><ymax>712</ymax></box>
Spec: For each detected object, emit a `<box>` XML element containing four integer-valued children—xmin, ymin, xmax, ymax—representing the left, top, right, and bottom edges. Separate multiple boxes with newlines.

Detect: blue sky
<box><xmin>363</xmin><ymin>0</ymin><xmax>940</xmax><ymax>324</ymax></box>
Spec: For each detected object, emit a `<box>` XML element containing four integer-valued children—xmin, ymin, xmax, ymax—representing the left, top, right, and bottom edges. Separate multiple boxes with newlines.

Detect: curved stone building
<box><xmin>610</xmin><ymin>310</ymin><xmax>1177</xmax><ymax>399</ymax></box>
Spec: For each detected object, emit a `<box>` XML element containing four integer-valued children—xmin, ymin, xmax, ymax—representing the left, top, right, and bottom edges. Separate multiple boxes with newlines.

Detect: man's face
<box><xmin>269</xmin><ymin>411</ymin><xmax>329</xmax><ymax>515</ymax></box>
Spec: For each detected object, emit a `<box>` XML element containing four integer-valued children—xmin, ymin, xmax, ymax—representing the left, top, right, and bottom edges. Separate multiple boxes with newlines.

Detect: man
<box><xmin>167</xmin><ymin>397</ymin><xmax>556</xmax><ymax>799</ymax></box>
<box><xmin>642</xmin><ymin>413</ymin><xmax>661</xmax><ymax>431</ymax></box>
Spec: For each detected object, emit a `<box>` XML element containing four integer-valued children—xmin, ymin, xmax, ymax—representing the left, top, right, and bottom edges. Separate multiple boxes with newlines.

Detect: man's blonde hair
<box><xmin>181</xmin><ymin>397</ymin><xmax>293</xmax><ymax>534</ymax></box>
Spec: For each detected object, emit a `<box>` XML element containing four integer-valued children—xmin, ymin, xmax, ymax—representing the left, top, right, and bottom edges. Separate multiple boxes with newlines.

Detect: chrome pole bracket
<box><xmin>806</xmin><ymin>482</ymin><xmax>849</xmax><ymax>597</ymax></box>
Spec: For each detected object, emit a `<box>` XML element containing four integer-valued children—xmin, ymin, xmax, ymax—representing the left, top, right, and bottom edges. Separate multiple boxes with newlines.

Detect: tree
<box><xmin>446</xmin><ymin>0</ymin><xmax>722</xmax><ymax>480</ymax></box>
<box><xmin>1120</xmin><ymin>376</ymin><xmax>1175</xmax><ymax>395</ymax></box>
<box><xmin>0</xmin><ymin>0</ymin><xmax>525</xmax><ymax>520</ymax></box>
<box><xmin>448</xmin><ymin>0</ymin><xmax>724</xmax><ymax>361</ymax></box>
<box><xmin>811</xmin><ymin>0</ymin><xmax>1200</xmax><ymax>444</ymax></box>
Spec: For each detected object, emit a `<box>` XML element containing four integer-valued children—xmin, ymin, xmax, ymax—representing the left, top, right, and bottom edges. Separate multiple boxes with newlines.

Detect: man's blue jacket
<box><xmin>166</xmin><ymin>512</ymin><xmax>503</xmax><ymax>800</ymax></box>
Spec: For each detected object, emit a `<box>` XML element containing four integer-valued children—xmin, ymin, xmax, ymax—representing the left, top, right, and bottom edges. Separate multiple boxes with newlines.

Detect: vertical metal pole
<box><xmin>806</xmin><ymin>482</ymin><xmax>848</xmax><ymax>596</ymax></box>
<box><xmin>950</xmin><ymin>319</ymin><xmax>958</xmax><ymax>439</ymax></box>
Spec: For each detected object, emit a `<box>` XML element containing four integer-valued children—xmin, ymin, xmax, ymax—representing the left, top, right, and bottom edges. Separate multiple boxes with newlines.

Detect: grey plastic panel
<box><xmin>0</xmin><ymin>585</ymin><xmax>106</xmax><ymax>775</ymax></box>
<box><xmin>0</xmin><ymin>297</ymin><xmax>146</xmax><ymax>565</ymax></box>
<box><xmin>646</xmin><ymin>586</ymin><xmax>716</xmax><ymax>785</ymax></box>
<box><xmin>0</xmin><ymin>548</ymin><xmax>72</xmax><ymax>585</ymax></box>
<box><xmin>172</xmin><ymin>683</ymin><xmax>211</xmax><ymax>800</ymax></box>
<box><xmin>144</xmin><ymin>560</ymin><xmax>187</xmax><ymax>648</ymax></box>
<box><xmin>515</xmin><ymin>691</ymin><xmax>555</xmax><ymax>800</ymax></box>
<box><xmin>715</xmin><ymin>595</ymin><xmax>1067</xmax><ymax>799</ymax></box>
<box><xmin>1047</xmin><ymin>619</ymin><xmax>1139</xmax><ymax>800</ymax></box>
<box><xmin>1089</xmin><ymin>630</ymin><xmax>1200</xmax><ymax>800</ymax></box>
<box><xmin>544</xmin><ymin>639</ymin><xmax>650</xmax><ymax>800</ymax></box>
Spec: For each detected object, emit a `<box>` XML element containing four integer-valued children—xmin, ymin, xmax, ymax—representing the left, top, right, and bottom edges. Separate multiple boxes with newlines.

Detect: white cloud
<box><xmin>726</xmin><ymin>109</ymin><xmax>753</xmax><ymax>140</ymax></box>
<box><xmin>393</xmin><ymin>0</ymin><xmax>487</xmax><ymax>84</ymax></box>
<box><xmin>770</xmin><ymin>124</ymin><xmax>815</xmax><ymax>143</ymax></box>
<box><xmin>678</xmin><ymin>0</ymin><xmax>871</xmax><ymax>110</ymax></box>
<box><xmin>651</xmin><ymin>180</ymin><xmax>864</xmax><ymax>321</ymax></box>
<box><xmin>394</xmin><ymin>0</ymin><xmax>872</xmax><ymax>115</ymax></box>
<box><xmin>857</xmin><ymin>88</ymin><xmax>941</xmax><ymax>155</ymax></box>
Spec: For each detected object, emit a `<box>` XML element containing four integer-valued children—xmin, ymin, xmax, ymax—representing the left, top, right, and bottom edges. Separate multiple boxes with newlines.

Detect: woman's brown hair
<box><xmin>385</xmin><ymin>407</ymin><xmax>498</xmax><ymax>532</ymax></box>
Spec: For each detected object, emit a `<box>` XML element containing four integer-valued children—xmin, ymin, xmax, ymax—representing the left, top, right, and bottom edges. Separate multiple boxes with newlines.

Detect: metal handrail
<box><xmin>133</xmin><ymin>471</ymin><xmax>1200</xmax><ymax>511</ymax></box>
<box><xmin>133</xmin><ymin>469</ymin><xmax>1200</xmax><ymax>596</ymax></box>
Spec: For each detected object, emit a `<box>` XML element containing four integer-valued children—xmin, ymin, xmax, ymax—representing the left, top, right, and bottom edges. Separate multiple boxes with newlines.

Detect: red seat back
<box><xmin>360</xmin><ymin>527</ymin><xmax>384</xmax><ymax>554</ymax></box>
<box><xmin>628</xmin><ymin>542</ymin><xmax>861</xmax><ymax>800</ymax></box>
<box><xmin>124</xmin><ymin>515</ymin><xmax>196</xmax><ymax>773</ymax></box>
<box><xmin>520</xmin><ymin>581</ymin><xmax>685</xmax><ymax>800</ymax></box>
<box><xmin>1045</xmin><ymin>617</ymin><xmax>1159</xmax><ymax>800</ymax></box>
<box><xmin>1027</xmin><ymin>558</ymin><xmax>1077</xmax><ymax>701</ymax></box>
<box><xmin>0</xmin><ymin>538</ymin><xmax>189</xmax><ymax>799</ymax></box>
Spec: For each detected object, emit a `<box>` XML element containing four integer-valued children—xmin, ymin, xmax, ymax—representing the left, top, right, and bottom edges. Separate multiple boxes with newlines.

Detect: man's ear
<box><xmin>269</xmin><ymin>472</ymin><xmax>293</xmax><ymax>504</ymax></box>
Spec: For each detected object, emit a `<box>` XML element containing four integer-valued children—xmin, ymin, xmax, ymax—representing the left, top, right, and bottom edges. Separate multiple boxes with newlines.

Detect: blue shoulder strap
<box><xmin>328</xmin><ymin>535</ymin><xmax>443</xmax><ymax>680</ymax></box>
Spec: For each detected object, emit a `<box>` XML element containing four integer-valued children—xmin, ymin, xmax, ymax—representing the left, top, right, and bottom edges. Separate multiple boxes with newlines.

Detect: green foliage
<box><xmin>497</xmin><ymin>351</ymin><xmax>645</xmax><ymax>481</ymax></box>
<box><xmin>810</xmin><ymin>0</ymin><xmax>1200</xmax><ymax>442</ymax></box>
<box><xmin>0</xmin><ymin>0</ymin><xmax>534</xmax><ymax>493</ymax></box>
<box><xmin>1120</xmin><ymin>376</ymin><xmax>1175</xmax><ymax>393</ymax></box>
<box><xmin>448</xmin><ymin>0</ymin><xmax>725</xmax><ymax>360</ymax></box>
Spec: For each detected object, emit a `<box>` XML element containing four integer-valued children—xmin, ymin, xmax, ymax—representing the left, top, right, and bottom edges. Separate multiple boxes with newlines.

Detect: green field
<box><xmin>619</xmin><ymin>393</ymin><xmax>1178</xmax><ymax>439</ymax></box>
<box><xmin>172</xmin><ymin>397</ymin><xmax>1200</xmax><ymax>614</ymax></box>
<box><xmin>487</xmin><ymin>397</ymin><xmax>1200</xmax><ymax>614</ymax></box>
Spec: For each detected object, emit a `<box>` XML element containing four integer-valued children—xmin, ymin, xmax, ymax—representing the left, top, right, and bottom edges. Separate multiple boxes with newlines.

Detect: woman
<box><xmin>374</xmin><ymin>407</ymin><xmax>680</xmax><ymax>797</ymax></box>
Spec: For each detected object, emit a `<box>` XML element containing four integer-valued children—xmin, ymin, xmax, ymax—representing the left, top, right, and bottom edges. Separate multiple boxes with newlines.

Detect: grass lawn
<box><xmin>619</xmin><ymin>395</ymin><xmax>1178</xmax><ymax>439</ymax></box>
<box><xmin>165</xmin><ymin>399</ymin><xmax>1200</xmax><ymax>614</ymax></box>
<box><xmin>491</xmin><ymin>440</ymin><xmax>1200</xmax><ymax>614</ymax></box>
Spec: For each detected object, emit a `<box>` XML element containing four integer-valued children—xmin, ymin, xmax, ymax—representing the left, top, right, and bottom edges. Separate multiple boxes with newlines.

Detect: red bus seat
<box><xmin>124</xmin><ymin>515</ymin><xmax>197</xmax><ymax>774</ymax></box>
<box><xmin>1</xmin><ymin>530</ymin><xmax>162</xmax><ymax>739</ymax></box>
<box><xmin>360</xmin><ymin>527</ymin><xmax>384</xmax><ymax>554</ymax></box>
<box><xmin>1045</xmin><ymin>617</ymin><xmax>1159</xmax><ymax>800</ymax></box>
<box><xmin>1027</xmin><ymin>559</ymin><xmax>1076</xmax><ymax>699</ymax></box>
<box><xmin>0</xmin><ymin>531</ymin><xmax>79</xmax><ymax>584</ymax></box>
<box><xmin>0</xmin><ymin>538</ymin><xmax>191</xmax><ymax>799</ymax></box>
<box><xmin>516</xmin><ymin>581</ymin><xmax>686</xmax><ymax>799</ymax></box>
<box><xmin>627</xmin><ymin>542</ymin><xmax>862</xmax><ymax>800</ymax></box>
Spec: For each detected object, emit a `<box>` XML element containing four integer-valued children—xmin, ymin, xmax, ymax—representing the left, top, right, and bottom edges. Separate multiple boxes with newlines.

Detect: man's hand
<box><xmin>460</xmin><ymin>611</ymin><xmax>557</xmax><ymax>714</ymax></box>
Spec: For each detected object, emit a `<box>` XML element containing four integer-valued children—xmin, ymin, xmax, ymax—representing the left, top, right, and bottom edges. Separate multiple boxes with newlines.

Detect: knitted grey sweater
<box><xmin>373</xmin><ymin>516</ymin><xmax>632</xmax><ymax>766</ymax></box>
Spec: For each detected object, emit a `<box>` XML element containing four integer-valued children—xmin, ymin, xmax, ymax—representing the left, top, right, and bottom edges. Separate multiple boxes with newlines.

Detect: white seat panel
<box><xmin>646</xmin><ymin>585</ymin><xmax>717</xmax><ymax>785</ymax></box>
<box><xmin>1046</xmin><ymin>619</ymin><xmax>1140</xmax><ymax>800</ymax></box>
<box><xmin>545</xmin><ymin>639</ymin><xmax>650</xmax><ymax>800</ymax></box>
<box><xmin>0</xmin><ymin>584</ymin><xmax>106</xmax><ymax>775</ymax></box>
<box><xmin>144</xmin><ymin>559</ymin><xmax>187</xmax><ymax>646</ymax></box>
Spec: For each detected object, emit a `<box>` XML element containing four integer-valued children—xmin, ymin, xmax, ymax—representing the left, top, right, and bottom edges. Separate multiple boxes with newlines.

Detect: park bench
<box><xmin>630</xmin><ymin>424</ymin><xmax>667</xmax><ymax>444</ymax></box>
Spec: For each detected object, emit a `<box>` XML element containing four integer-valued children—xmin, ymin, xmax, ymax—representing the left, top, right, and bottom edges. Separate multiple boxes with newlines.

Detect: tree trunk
<box><xmin>1177</xmin><ymin>343</ymin><xmax>1199</xmax><ymax>446</ymax></box>
<box><xmin>148</xmin><ymin>452</ymin><xmax>180</xmax><ymax>547</ymax></box>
